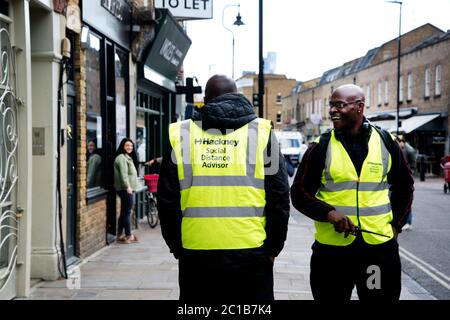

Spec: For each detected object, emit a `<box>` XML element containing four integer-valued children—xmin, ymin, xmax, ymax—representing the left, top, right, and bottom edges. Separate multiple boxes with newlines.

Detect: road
<box><xmin>289</xmin><ymin>173</ymin><xmax>450</xmax><ymax>300</ymax></box>
<box><xmin>398</xmin><ymin>177</ymin><xmax>450</xmax><ymax>300</ymax></box>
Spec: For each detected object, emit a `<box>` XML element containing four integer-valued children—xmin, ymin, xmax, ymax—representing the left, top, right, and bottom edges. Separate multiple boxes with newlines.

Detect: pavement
<box><xmin>22</xmin><ymin>210</ymin><xmax>436</xmax><ymax>300</ymax></box>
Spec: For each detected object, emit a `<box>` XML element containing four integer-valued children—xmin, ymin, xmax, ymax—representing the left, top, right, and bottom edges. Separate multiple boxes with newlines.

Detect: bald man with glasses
<box><xmin>291</xmin><ymin>84</ymin><xmax>414</xmax><ymax>301</ymax></box>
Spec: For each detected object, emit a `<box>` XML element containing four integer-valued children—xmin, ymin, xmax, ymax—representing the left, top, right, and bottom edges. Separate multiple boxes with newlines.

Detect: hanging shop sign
<box><xmin>142</xmin><ymin>9</ymin><xmax>191</xmax><ymax>89</ymax></box>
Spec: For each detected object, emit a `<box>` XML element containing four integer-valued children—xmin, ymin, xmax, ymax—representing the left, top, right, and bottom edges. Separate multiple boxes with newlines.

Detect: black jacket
<box><xmin>290</xmin><ymin>121</ymin><xmax>414</xmax><ymax>233</ymax></box>
<box><xmin>157</xmin><ymin>93</ymin><xmax>290</xmax><ymax>260</ymax></box>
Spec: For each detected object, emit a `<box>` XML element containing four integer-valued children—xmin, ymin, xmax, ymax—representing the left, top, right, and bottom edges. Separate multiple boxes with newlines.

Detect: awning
<box><xmin>394</xmin><ymin>114</ymin><xmax>440</xmax><ymax>133</ymax></box>
<box><xmin>369</xmin><ymin>120</ymin><xmax>396</xmax><ymax>131</ymax></box>
<box><xmin>369</xmin><ymin>114</ymin><xmax>441</xmax><ymax>134</ymax></box>
<box><xmin>366</xmin><ymin>107</ymin><xmax>418</xmax><ymax>121</ymax></box>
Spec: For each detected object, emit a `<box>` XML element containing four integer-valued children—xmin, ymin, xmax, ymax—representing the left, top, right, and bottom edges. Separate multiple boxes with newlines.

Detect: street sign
<box><xmin>155</xmin><ymin>0</ymin><xmax>213</xmax><ymax>19</ymax></box>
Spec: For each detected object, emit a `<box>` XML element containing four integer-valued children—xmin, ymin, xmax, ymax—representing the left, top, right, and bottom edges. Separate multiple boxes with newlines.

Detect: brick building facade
<box><xmin>236</xmin><ymin>73</ymin><xmax>297</xmax><ymax>130</ymax></box>
<box><xmin>291</xmin><ymin>24</ymin><xmax>450</xmax><ymax>168</ymax></box>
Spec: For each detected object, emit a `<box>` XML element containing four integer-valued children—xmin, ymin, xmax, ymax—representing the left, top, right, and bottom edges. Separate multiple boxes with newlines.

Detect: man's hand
<box><xmin>327</xmin><ymin>210</ymin><xmax>356</xmax><ymax>238</ymax></box>
<box><xmin>392</xmin><ymin>225</ymin><xmax>399</xmax><ymax>240</ymax></box>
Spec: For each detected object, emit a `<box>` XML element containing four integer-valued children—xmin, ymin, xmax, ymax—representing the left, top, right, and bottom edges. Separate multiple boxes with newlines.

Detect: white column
<box><xmin>11</xmin><ymin>0</ymin><xmax>33</xmax><ymax>297</ymax></box>
<box><xmin>29</xmin><ymin>6</ymin><xmax>65</xmax><ymax>281</ymax></box>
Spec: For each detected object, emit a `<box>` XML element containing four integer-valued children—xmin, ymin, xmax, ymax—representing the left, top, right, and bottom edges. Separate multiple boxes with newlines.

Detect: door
<box><xmin>0</xmin><ymin>17</ymin><xmax>19</xmax><ymax>300</ymax></box>
<box><xmin>66</xmin><ymin>84</ymin><xmax>77</xmax><ymax>262</ymax></box>
<box><xmin>65</xmin><ymin>33</ymin><xmax>77</xmax><ymax>262</ymax></box>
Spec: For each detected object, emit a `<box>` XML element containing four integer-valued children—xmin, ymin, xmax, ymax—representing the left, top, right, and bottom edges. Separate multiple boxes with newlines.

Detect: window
<box><xmin>435</xmin><ymin>64</ymin><xmax>441</xmax><ymax>96</ymax></box>
<box><xmin>366</xmin><ymin>85</ymin><xmax>371</xmax><ymax>107</ymax></box>
<box><xmin>136</xmin><ymin>90</ymin><xmax>165</xmax><ymax>175</ymax></box>
<box><xmin>424</xmin><ymin>67</ymin><xmax>430</xmax><ymax>98</ymax></box>
<box><xmin>115</xmin><ymin>48</ymin><xmax>129</xmax><ymax>149</ymax></box>
<box><xmin>377</xmin><ymin>82</ymin><xmax>382</xmax><ymax>107</ymax></box>
<box><xmin>318</xmin><ymin>99</ymin><xmax>323</xmax><ymax>118</ymax></box>
<box><xmin>407</xmin><ymin>73</ymin><xmax>413</xmax><ymax>101</ymax></box>
<box><xmin>276</xmin><ymin>92</ymin><xmax>282</xmax><ymax>104</ymax></box>
<box><xmin>399</xmin><ymin>76</ymin><xmax>403</xmax><ymax>102</ymax></box>
<box><xmin>384</xmin><ymin>80</ymin><xmax>389</xmax><ymax>104</ymax></box>
<box><xmin>276</xmin><ymin>111</ymin><xmax>282</xmax><ymax>123</ymax></box>
<box><xmin>85</xmin><ymin>30</ymin><xmax>130</xmax><ymax>195</ymax></box>
<box><xmin>86</xmin><ymin>31</ymin><xmax>104</xmax><ymax>190</ymax></box>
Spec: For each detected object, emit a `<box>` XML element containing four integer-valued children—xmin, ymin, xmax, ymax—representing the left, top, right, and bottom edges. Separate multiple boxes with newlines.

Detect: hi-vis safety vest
<box><xmin>315</xmin><ymin>129</ymin><xmax>394</xmax><ymax>246</ymax></box>
<box><xmin>169</xmin><ymin>118</ymin><xmax>272</xmax><ymax>250</ymax></box>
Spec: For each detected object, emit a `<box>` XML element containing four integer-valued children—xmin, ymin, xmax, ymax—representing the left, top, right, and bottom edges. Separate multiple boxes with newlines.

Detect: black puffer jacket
<box><xmin>157</xmin><ymin>93</ymin><xmax>290</xmax><ymax>261</ymax></box>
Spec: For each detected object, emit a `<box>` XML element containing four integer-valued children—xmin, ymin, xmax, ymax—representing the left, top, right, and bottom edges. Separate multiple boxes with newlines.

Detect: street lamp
<box><xmin>222</xmin><ymin>4</ymin><xmax>245</xmax><ymax>79</ymax></box>
<box><xmin>386</xmin><ymin>0</ymin><xmax>402</xmax><ymax>136</ymax></box>
<box><xmin>258</xmin><ymin>0</ymin><xmax>264</xmax><ymax>118</ymax></box>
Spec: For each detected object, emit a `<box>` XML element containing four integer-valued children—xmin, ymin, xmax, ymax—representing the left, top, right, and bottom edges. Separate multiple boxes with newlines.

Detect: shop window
<box><xmin>86</xmin><ymin>31</ymin><xmax>104</xmax><ymax>190</ymax></box>
<box><xmin>85</xmin><ymin>30</ymin><xmax>130</xmax><ymax>197</ymax></box>
<box><xmin>115</xmin><ymin>48</ymin><xmax>128</xmax><ymax>149</ymax></box>
<box><xmin>136</xmin><ymin>90</ymin><xmax>164</xmax><ymax>177</ymax></box>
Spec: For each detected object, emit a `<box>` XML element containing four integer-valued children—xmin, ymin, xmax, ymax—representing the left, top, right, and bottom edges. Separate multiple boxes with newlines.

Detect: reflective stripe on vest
<box><xmin>169</xmin><ymin>118</ymin><xmax>271</xmax><ymax>250</ymax></box>
<box><xmin>315</xmin><ymin>129</ymin><xmax>394</xmax><ymax>245</ymax></box>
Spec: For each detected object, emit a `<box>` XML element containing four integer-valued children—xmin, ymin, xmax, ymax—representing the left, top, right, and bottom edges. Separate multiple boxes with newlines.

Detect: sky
<box><xmin>182</xmin><ymin>0</ymin><xmax>450</xmax><ymax>89</ymax></box>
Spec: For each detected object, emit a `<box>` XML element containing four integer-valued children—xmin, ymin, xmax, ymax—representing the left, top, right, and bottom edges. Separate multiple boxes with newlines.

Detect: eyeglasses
<box><xmin>329</xmin><ymin>100</ymin><xmax>362</xmax><ymax>109</ymax></box>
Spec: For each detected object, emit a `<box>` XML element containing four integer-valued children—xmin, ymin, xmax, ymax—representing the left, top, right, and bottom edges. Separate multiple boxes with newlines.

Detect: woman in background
<box><xmin>114</xmin><ymin>138</ymin><xmax>139</xmax><ymax>243</ymax></box>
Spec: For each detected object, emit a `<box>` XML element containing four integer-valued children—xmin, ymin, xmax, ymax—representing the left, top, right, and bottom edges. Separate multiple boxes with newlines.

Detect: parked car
<box><xmin>274</xmin><ymin>131</ymin><xmax>308</xmax><ymax>166</ymax></box>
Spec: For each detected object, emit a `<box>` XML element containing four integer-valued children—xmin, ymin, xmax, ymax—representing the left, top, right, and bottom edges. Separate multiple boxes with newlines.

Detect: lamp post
<box><xmin>386</xmin><ymin>0</ymin><xmax>402</xmax><ymax>136</ymax></box>
<box><xmin>222</xmin><ymin>4</ymin><xmax>244</xmax><ymax>79</ymax></box>
<box><xmin>258</xmin><ymin>0</ymin><xmax>264</xmax><ymax>118</ymax></box>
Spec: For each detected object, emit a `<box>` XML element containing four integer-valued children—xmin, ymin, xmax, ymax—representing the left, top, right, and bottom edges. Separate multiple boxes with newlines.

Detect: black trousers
<box><xmin>117</xmin><ymin>190</ymin><xmax>134</xmax><ymax>237</ymax></box>
<box><xmin>310</xmin><ymin>236</ymin><xmax>401</xmax><ymax>301</ymax></box>
<box><xmin>178</xmin><ymin>249</ymin><xmax>274</xmax><ymax>302</ymax></box>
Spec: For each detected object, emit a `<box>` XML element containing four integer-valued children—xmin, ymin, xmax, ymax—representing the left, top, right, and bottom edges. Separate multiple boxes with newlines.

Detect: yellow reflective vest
<box><xmin>168</xmin><ymin>118</ymin><xmax>272</xmax><ymax>250</ymax></box>
<box><xmin>315</xmin><ymin>129</ymin><xmax>394</xmax><ymax>245</ymax></box>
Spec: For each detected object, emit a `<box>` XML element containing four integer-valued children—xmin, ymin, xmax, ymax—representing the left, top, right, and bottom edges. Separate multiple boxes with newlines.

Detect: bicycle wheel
<box><xmin>146</xmin><ymin>195</ymin><xmax>159</xmax><ymax>228</ymax></box>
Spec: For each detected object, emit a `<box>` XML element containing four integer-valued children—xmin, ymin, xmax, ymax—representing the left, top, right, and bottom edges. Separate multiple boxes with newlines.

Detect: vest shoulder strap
<box><xmin>317</xmin><ymin>130</ymin><xmax>332</xmax><ymax>160</ymax></box>
<box><xmin>371</xmin><ymin>124</ymin><xmax>396</xmax><ymax>158</ymax></box>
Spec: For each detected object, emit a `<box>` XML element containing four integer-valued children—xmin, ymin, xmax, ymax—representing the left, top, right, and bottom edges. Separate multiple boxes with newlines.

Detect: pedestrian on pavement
<box><xmin>157</xmin><ymin>74</ymin><xmax>290</xmax><ymax>301</ymax></box>
<box><xmin>291</xmin><ymin>84</ymin><xmax>414</xmax><ymax>301</ymax></box>
<box><xmin>114</xmin><ymin>138</ymin><xmax>140</xmax><ymax>244</ymax></box>
<box><xmin>396</xmin><ymin>135</ymin><xmax>416</xmax><ymax>231</ymax></box>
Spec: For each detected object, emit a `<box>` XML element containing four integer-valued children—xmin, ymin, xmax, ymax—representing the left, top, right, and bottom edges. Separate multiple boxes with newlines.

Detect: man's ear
<box><xmin>358</xmin><ymin>102</ymin><xmax>365</xmax><ymax>113</ymax></box>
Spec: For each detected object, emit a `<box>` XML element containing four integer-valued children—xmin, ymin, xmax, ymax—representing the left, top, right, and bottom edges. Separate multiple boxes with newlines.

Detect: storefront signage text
<box><xmin>159</xmin><ymin>38</ymin><xmax>183</xmax><ymax>67</ymax></box>
<box><xmin>101</xmin><ymin>0</ymin><xmax>124</xmax><ymax>21</ymax></box>
<box><xmin>155</xmin><ymin>0</ymin><xmax>212</xmax><ymax>19</ymax></box>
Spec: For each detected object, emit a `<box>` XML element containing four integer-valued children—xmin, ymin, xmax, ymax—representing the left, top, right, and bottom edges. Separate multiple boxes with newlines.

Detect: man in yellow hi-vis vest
<box><xmin>291</xmin><ymin>84</ymin><xmax>414</xmax><ymax>301</ymax></box>
<box><xmin>157</xmin><ymin>75</ymin><xmax>290</xmax><ymax>301</ymax></box>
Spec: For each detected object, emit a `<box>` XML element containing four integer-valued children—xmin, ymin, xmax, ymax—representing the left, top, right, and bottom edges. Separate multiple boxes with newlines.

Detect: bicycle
<box><xmin>145</xmin><ymin>190</ymin><xmax>159</xmax><ymax>228</ymax></box>
<box><xmin>144</xmin><ymin>173</ymin><xmax>159</xmax><ymax>228</ymax></box>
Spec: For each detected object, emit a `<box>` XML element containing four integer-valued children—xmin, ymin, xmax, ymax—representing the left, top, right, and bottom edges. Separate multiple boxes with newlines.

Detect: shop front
<box><xmin>77</xmin><ymin>0</ymin><xmax>132</xmax><ymax>253</ymax></box>
<box><xmin>135</xmin><ymin>9</ymin><xmax>191</xmax><ymax>173</ymax></box>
